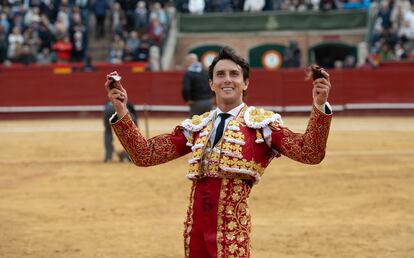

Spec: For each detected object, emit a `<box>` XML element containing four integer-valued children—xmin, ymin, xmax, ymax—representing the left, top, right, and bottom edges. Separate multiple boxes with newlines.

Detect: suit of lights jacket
<box><xmin>111</xmin><ymin>104</ymin><xmax>332</xmax><ymax>257</ymax></box>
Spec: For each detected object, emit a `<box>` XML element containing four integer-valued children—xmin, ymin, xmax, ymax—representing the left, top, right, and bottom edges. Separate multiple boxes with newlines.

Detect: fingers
<box><xmin>108</xmin><ymin>88</ymin><xmax>127</xmax><ymax>102</ymax></box>
<box><xmin>320</xmin><ymin>69</ymin><xmax>330</xmax><ymax>81</ymax></box>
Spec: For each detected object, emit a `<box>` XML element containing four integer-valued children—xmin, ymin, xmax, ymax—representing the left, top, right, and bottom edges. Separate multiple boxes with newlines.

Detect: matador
<box><xmin>105</xmin><ymin>46</ymin><xmax>333</xmax><ymax>258</ymax></box>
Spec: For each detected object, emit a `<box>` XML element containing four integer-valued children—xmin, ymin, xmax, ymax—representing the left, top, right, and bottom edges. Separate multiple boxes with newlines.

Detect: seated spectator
<box><xmin>319</xmin><ymin>0</ymin><xmax>338</xmax><ymax>11</ymax></box>
<box><xmin>124</xmin><ymin>30</ymin><xmax>140</xmax><ymax>62</ymax></box>
<box><xmin>379</xmin><ymin>41</ymin><xmax>395</xmax><ymax>61</ymax></box>
<box><xmin>53</xmin><ymin>35</ymin><xmax>72</xmax><ymax>63</ymax></box>
<box><xmin>343</xmin><ymin>55</ymin><xmax>356</xmax><ymax>68</ymax></box>
<box><xmin>36</xmin><ymin>47</ymin><xmax>54</xmax><ymax>64</ymax></box>
<box><xmin>109</xmin><ymin>34</ymin><xmax>125</xmax><ymax>64</ymax></box>
<box><xmin>244</xmin><ymin>0</ymin><xmax>266</xmax><ymax>12</ymax></box>
<box><xmin>147</xmin><ymin>15</ymin><xmax>164</xmax><ymax>46</ymax></box>
<box><xmin>7</xmin><ymin>26</ymin><xmax>24</xmax><ymax>62</ymax></box>
<box><xmin>289</xmin><ymin>0</ymin><xmax>308</xmax><ymax>11</ymax></box>
<box><xmin>394</xmin><ymin>41</ymin><xmax>409</xmax><ymax>60</ymax></box>
<box><xmin>189</xmin><ymin>0</ymin><xmax>205</xmax><ymax>14</ymax></box>
<box><xmin>17</xmin><ymin>44</ymin><xmax>36</xmax><ymax>65</ymax></box>
<box><xmin>134</xmin><ymin>33</ymin><xmax>151</xmax><ymax>61</ymax></box>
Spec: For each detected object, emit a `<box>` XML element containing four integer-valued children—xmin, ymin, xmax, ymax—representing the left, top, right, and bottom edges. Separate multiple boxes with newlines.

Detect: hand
<box><xmin>312</xmin><ymin>69</ymin><xmax>331</xmax><ymax>107</ymax></box>
<box><xmin>104</xmin><ymin>71</ymin><xmax>128</xmax><ymax>117</ymax></box>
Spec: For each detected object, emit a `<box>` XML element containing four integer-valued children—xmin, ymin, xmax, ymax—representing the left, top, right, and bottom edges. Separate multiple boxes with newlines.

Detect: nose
<box><xmin>224</xmin><ymin>73</ymin><xmax>232</xmax><ymax>84</ymax></box>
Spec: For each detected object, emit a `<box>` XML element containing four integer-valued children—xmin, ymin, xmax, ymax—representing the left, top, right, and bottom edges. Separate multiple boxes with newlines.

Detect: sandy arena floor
<box><xmin>0</xmin><ymin>116</ymin><xmax>413</xmax><ymax>258</ymax></box>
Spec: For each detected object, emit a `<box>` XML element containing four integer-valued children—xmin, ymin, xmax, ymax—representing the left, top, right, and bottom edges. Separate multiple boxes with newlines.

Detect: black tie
<box><xmin>213</xmin><ymin>113</ymin><xmax>231</xmax><ymax>147</ymax></box>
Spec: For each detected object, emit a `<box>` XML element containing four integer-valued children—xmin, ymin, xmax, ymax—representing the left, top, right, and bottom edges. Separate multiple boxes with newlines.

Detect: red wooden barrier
<box><xmin>0</xmin><ymin>63</ymin><xmax>413</xmax><ymax>117</ymax></box>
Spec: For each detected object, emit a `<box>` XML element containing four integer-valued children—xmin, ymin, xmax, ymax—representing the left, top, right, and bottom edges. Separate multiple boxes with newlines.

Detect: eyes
<box><xmin>215</xmin><ymin>70</ymin><xmax>241</xmax><ymax>78</ymax></box>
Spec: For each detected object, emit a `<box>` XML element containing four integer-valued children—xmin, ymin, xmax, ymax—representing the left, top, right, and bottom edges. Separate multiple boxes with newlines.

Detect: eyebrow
<box><xmin>215</xmin><ymin>68</ymin><xmax>241</xmax><ymax>74</ymax></box>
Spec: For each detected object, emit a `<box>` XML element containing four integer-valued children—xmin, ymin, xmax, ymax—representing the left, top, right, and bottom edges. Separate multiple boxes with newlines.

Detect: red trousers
<box><xmin>184</xmin><ymin>177</ymin><xmax>252</xmax><ymax>258</ymax></box>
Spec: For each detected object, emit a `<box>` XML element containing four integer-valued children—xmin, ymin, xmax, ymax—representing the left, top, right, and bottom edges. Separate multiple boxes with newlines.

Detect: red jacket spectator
<box><xmin>53</xmin><ymin>35</ymin><xmax>72</xmax><ymax>62</ymax></box>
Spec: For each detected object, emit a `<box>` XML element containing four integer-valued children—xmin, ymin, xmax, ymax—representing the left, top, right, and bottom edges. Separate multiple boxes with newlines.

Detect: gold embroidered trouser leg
<box><xmin>184</xmin><ymin>178</ymin><xmax>251</xmax><ymax>258</ymax></box>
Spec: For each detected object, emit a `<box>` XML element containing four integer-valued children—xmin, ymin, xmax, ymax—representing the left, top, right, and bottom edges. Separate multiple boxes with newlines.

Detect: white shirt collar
<box><xmin>216</xmin><ymin>102</ymin><xmax>245</xmax><ymax>118</ymax></box>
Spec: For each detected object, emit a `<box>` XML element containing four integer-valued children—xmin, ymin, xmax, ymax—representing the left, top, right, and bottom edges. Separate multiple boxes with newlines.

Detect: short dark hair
<box><xmin>208</xmin><ymin>46</ymin><xmax>250</xmax><ymax>82</ymax></box>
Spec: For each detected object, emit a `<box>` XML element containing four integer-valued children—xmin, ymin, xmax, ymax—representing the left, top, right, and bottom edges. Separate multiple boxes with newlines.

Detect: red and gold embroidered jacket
<box><xmin>111</xmin><ymin>104</ymin><xmax>332</xmax><ymax>185</ymax></box>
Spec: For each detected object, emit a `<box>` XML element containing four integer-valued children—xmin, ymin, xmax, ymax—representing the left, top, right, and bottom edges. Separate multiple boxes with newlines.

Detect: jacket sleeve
<box><xmin>111</xmin><ymin>113</ymin><xmax>191</xmax><ymax>167</ymax></box>
<box><xmin>270</xmin><ymin>105</ymin><xmax>332</xmax><ymax>164</ymax></box>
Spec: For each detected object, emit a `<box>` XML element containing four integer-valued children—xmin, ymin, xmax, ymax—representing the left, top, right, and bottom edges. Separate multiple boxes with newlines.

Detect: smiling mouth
<box><xmin>221</xmin><ymin>87</ymin><xmax>234</xmax><ymax>92</ymax></box>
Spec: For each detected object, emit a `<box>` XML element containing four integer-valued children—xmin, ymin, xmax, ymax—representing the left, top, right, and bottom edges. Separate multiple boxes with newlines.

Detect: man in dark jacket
<box><xmin>182</xmin><ymin>53</ymin><xmax>213</xmax><ymax>117</ymax></box>
<box><xmin>103</xmin><ymin>101</ymin><xmax>138</xmax><ymax>162</ymax></box>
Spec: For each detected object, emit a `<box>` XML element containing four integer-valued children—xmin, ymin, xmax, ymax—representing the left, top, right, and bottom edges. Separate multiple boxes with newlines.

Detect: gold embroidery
<box><xmin>279</xmin><ymin>105</ymin><xmax>332</xmax><ymax>164</ymax></box>
<box><xmin>112</xmin><ymin>114</ymin><xmax>180</xmax><ymax>166</ymax></box>
<box><xmin>217</xmin><ymin>178</ymin><xmax>251</xmax><ymax>258</ymax></box>
<box><xmin>183</xmin><ymin>182</ymin><xmax>196</xmax><ymax>258</ymax></box>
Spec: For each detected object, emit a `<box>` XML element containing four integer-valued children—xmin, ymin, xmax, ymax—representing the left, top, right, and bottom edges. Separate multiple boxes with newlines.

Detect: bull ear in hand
<box><xmin>107</xmin><ymin>73</ymin><xmax>122</xmax><ymax>89</ymax></box>
<box><xmin>305</xmin><ymin>65</ymin><xmax>326</xmax><ymax>81</ymax></box>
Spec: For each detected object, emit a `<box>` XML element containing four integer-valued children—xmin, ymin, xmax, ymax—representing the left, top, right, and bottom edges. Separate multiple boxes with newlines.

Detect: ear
<box><xmin>209</xmin><ymin>79</ymin><xmax>214</xmax><ymax>91</ymax></box>
<box><xmin>243</xmin><ymin>79</ymin><xmax>249</xmax><ymax>91</ymax></box>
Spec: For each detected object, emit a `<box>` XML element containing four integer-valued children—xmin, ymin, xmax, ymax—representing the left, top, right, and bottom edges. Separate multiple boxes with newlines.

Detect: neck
<box><xmin>217</xmin><ymin>100</ymin><xmax>243</xmax><ymax>113</ymax></box>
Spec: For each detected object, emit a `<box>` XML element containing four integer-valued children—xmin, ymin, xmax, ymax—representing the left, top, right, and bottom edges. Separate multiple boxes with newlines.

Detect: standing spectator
<box><xmin>377</xmin><ymin>0</ymin><xmax>393</xmax><ymax>31</ymax></box>
<box><xmin>23</xmin><ymin>6</ymin><xmax>41</xmax><ymax>27</ymax></box>
<box><xmin>74</xmin><ymin>0</ymin><xmax>90</xmax><ymax>29</ymax></box>
<box><xmin>53</xmin><ymin>34</ymin><xmax>72</xmax><ymax>63</ymax></box>
<box><xmin>110</xmin><ymin>2</ymin><xmax>126</xmax><ymax>36</ymax></box>
<box><xmin>71</xmin><ymin>30</ymin><xmax>85</xmax><ymax>62</ymax></box>
<box><xmin>38</xmin><ymin>16</ymin><xmax>55</xmax><ymax>51</ymax></box>
<box><xmin>399</xmin><ymin>3</ymin><xmax>414</xmax><ymax>51</ymax></box>
<box><xmin>93</xmin><ymin>0</ymin><xmax>110</xmax><ymax>38</ymax></box>
<box><xmin>103</xmin><ymin>100</ymin><xmax>138</xmax><ymax>163</ymax></box>
<box><xmin>182</xmin><ymin>53</ymin><xmax>214</xmax><ymax>117</ymax></box>
<box><xmin>150</xmin><ymin>2</ymin><xmax>168</xmax><ymax>28</ymax></box>
<box><xmin>134</xmin><ymin>1</ymin><xmax>148</xmax><ymax>34</ymax></box>
<box><xmin>284</xmin><ymin>40</ymin><xmax>301</xmax><ymax>67</ymax></box>
<box><xmin>175</xmin><ymin>0</ymin><xmax>190</xmax><ymax>13</ymax></box>
<box><xmin>54</xmin><ymin>12</ymin><xmax>70</xmax><ymax>39</ymax></box>
<box><xmin>0</xmin><ymin>12</ymin><xmax>10</xmax><ymax>34</ymax></box>
<box><xmin>0</xmin><ymin>24</ymin><xmax>8</xmax><ymax>63</ymax></box>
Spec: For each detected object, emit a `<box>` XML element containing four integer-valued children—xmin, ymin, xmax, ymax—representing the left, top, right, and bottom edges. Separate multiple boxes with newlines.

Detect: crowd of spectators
<box><xmin>0</xmin><ymin>0</ymin><xmax>174</xmax><ymax>69</ymax></box>
<box><xmin>0</xmin><ymin>0</ymin><xmax>413</xmax><ymax>68</ymax></box>
<box><xmin>369</xmin><ymin>0</ymin><xmax>414</xmax><ymax>63</ymax></box>
<box><xmin>176</xmin><ymin>0</ymin><xmax>371</xmax><ymax>13</ymax></box>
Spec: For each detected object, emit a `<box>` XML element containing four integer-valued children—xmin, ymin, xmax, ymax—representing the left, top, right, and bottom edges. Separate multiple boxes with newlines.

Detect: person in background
<box><xmin>104</xmin><ymin>46</ymin><xmax>332</xmax><ymax>257</ymax></box>
<box><xmin>103</xmin><ymin>100</ymin><xmax>138</xmax><ymax>163</ymax></box>
<box><xmin>182</xmin><ymin>53</ymin><xmax>214</xmax><ymax>117</ymax></box>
